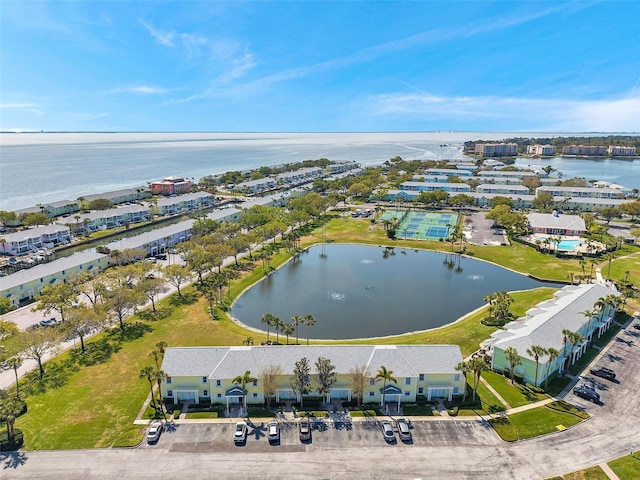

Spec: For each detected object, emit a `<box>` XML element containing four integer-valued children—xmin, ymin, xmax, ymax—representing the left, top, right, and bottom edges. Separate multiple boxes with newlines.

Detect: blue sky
<box><xmin>1</xmin><ymin>1</ymin><xmax>639</xmax><ymax>133</ymax></box>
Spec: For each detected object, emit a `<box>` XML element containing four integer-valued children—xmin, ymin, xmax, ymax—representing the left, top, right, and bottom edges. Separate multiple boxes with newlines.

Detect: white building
<box><xmin>526</xmin><ymin>144</ymin><xmax>556</xmax><ymax>156</ymax></box>
<box><xmin>0</xmin><ymin>225</ymin><xmax>72</xmax><ymax>255</ymax></box>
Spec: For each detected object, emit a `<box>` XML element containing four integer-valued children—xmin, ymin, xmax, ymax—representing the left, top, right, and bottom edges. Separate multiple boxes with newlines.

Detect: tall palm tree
<box><xmin>139</xmin><ymin>365</ymin><xmax>157</xmax><ymax>410</ymax></box>
<box><xmin>7</xmin><ymin>356</ymin><xmax>22</xmax><ymax>399</ymax></box>
<box><xmin>455</xmin><ymin>360</ymin><xmax>470</xmax><ymax>402</ymax></box>
<box><xmin>503</xmin><ymin>346</ymin><xmax>521</xmax><ymax>385</ymax></box>
<box><xmin>272</xmin><ymin>316</ymin><xmax>282</xmax><ymax>344</ymax></box>
<box><xmin>561</xmin><ymin>328</ymin><xmax>573</xmax><ymax>365</ymax></box>
<box><xmin>149</xmin><ymin>349</ymin><xmax>162</xmax><ymax>369</ymax></box>
<box><xmin>261</xmin><ymin>312</ymin><xmax>275</xmax><ymax>343</ymax></box>
<box><xmin>0</xmin><ymin>394</ymin><xmax>23</xmax><ymax>441</ymax></box>
<box><xmin>526</xmin><ymin>345</ymin><xmax>547</xmax><ymax>387</ymax></box>
<box><xmin>594</xmin><ymin>296</ymin><xmax>607</xmax><ymax>323</ymax></box>
<box><xmin>567</xmin><ymin>331</ymin><xmax>585</xmax><ymax>366</ymax></box>
<box><xmin>303</xmin><ymin>314</ymin><xmax>316</xmax><ymax>345</ymax></box>
<box><xmin>292</xmin><ymin>315</ymin><xmax>302</xmax><ymax>345</ymax></box>
<box><xmin>156</xmin><ymin>341</ymin><xmax>168</xmax><ymax>358</ymax></box>
<box><xmin>469</xmin><ymin>357</ymin><xmax>487</xmax><ymax>401</ymax></box>
<box><xmin>152</xmin><ymin>369</ymin><xmax>168</xmax><ymax>420</ymax></box>
<box><xmin>581</xmin><ymin>309</ymin><xmax>597</xmax><ymax>342</ymax></box>
<box><xmin>232</xmin><ymin>370</ymin><xmax>257</xmax><ymax>410</ymax></box>
<box><xmin>483</xmin><ymin>293</ymin><xmax>498</xmax><ymax>317</ymax></box>
<box><xmin>375</xmin><ymin>365</ymin><xmax>397</xmax><ymax>409</ymax></box>
<box><xmin>544</xmin><ymin>347</ymin><xmax>560</xmax><ymax>390</ymax></box>
<box><xmin>282</xmin><ymin>322</ymin><xmax>294</xmax><ymax>345</ymax></box>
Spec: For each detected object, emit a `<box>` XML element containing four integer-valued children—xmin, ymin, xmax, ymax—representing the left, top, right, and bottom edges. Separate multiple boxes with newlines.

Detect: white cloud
<box><xmin>366</xmin><ymin>92</ymin><xmax>640</xmax><ymax>132</ymax></box>
<box><xmin>141</xmin><ymin>20</ymin><xmax>175</xmax><ymax>47</ymax></box>
<box><xmin>109</xmin><ymin>85</ymin><xmax>170</xmax><ymax>95</ymax></box>
<box><xmin>0</xmin><ymin>103</ymin><xmax>44</xmax><ymax>116</ymax></box>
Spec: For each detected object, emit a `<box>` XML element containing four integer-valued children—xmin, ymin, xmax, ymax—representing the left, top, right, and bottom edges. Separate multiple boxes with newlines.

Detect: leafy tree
<box><xmin>489</xmin><ymin>196</ymin><xmax>513</xmax><ymax>209</ymax></box>
<box><xmin>455</xmin><ymin>361</ymin><xmax>470</xmax><ymax>402</ymax></box>
<box><xmin>0</xmin><ymin>392</ymin><xmax>25</xmax><ymax>441</ymax></box>
<box><xmin>348</xmin><ymin>365</ymin><xmax>369</xmax><ymax>407</ymax></box>
<box><xmin>315</xmin><ymin>357</ymin><xmax>337</xmax><ymax>399</ymax></box>
<box><xmin>137</xmin><ymin>276</ymin><xmax>168</xmax><ymax>312</ymax></box>
<box><xmin>303</xmin><ymin>314</ymin><xmax>316</xmax><ymax>345</ymax></box>
<box><xmin>259</xmin><ymin>364</ymin><xmax>282</xmax><ymax>408</ymax></box>
<box><xmin>526</xmin><ymin>345</ymin><xmax>547</xmax><ymax>387</ymax></box>
<box><xmin>18</xmin><ymin>328</ymin><xmax>60</xmax><ymax>379</ymax></box>
<box><xmin>0</xmin><ymin>319</ymin><xmax>18</xmax><ymax>340</ymax></box>
<box><xmin>503</xmin><ymin>346</ymin><xmax>521</xmax><ymax>385</ymax></box>
<box><xmin>162</xmin><ymin>264</ymin><xmax>192</xmax><ymax>297</ymax></box>
<box><xmin>63</xmin><ymin>305</ymin><xmax>104</xmax><ymax>353</ymax></box>
<box><xmin>34</xmin><ymin>282</ymin><xmax>78</xmax><ymax>322</ymax></box>
<box><xmin>532</xmin><ymin>192</ymin><xmax>555</xmax><ymax>212</ymax></box>
<box><xmin>595</xmin><ymin>206</ymin><xmax>620</xmax><ymax>225</ymax></box>
<box><xmin>291</xmin><ymin>357</ymin><xmax>311</xmax><ymax>406</ymax></box>
<box><xmin>485</xmin><ymin>204</ymin><xmax>511</xmax><ymax>222</ymax></box>
<box><xmin>0</xmin><ymin>210</ymin><xmax>18</xmax><ymax>226</ymax></box>
<box><xmin>0</xmin><ymin>298</ymin><xmax>16</xmax><ymax>316</ymax></box>
<box><xmin>87</xmin><ymin>198</ymin><xmax>114</xmax><ymax>210</ymax></box>
<box><xmin>192</xmin><ymin>218</ymin><xmax>220</xmax><ymax>236</ymax></box>
<box><xmin>375</xmin><ymin>365</ymin><xmax>397</xmax><ymax>407</ymax></box>
<box><xmin>20</xmin><ymin>212</ymin><xmax>51</xmax><ymax>226</ymax></box>
<box><xmin>71</xmin><ymin>272</ymin><xmax>107</xmax><ymax>308</ymax></box>
<box><xmin>619</xmin><ymin>201</ymin><xmax>640</xmax><ymax>221</ymax></box>
<box><xmin>104</xmin><ymin>285</ymin><xmax>143</xmax><ymax>331</ymax></box>
<box><xmin>544</xmin><ymin>348</ymin><xmax>560</xmax><ymax>390</ymax></box>
<box><xmin>522</xmin><ymin>176</ymin><xmax>542</xmax><ymax>193</ymax></box>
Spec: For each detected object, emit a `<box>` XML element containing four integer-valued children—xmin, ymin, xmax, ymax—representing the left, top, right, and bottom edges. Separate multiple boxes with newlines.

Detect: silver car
<box><xmin>299</xmin><ymin>417</ymin><xmax>311</xmax><ymax>441</ymax></box>
<box><xmin>396</xmin><ymin>418</ymin><xmax>412</xmax><ymax>441</ymax></box>
<box><xmin>234</xmin><ymin>421</ymin><xmax>248</xmax><ymax>444</ymax></box>
<box><xmin>381</xmin><ymin>421</ymin><xmax>395</xmax><ymax>442</ymax></box>
<box><xmin>146</xmin><ymin>421</ymin><xmax>163</xmax><ymax>443</ymax></box>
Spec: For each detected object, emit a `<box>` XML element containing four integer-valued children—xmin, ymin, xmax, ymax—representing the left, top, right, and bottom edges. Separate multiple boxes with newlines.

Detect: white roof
<box><xmin>162</xmin><ymin>345</ymin><xmax>463</xmax><ymax>379</ymax></box>
<box><xmin>156</xmin><ymin>192</ymin><xmax>213</xmax><ymax>206</ymax></box>
<box><xmin>2</xmin><ymin>224</ymin><xmax>71</xmax><ymax>242</ymax></box>
<box><xmin>527</xmin><ymin>213</ymin><xmax>586</xmax><ymax>232</ymax></box>
<box><xmin>492</xmin><ymin>284</ymin><xmax>619</xmax><ymax>359</ymax></box>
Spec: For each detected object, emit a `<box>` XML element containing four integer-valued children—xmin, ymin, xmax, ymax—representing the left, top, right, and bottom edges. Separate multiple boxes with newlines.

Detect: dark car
<box><xmin>633</xmin><ymin>323</ymin><xmax>640</xmax><ymax>330</ymax></box>
<box><xmin>590</xmin><ymin>366</ymin><xmax>616</xmax><ymax>380</ymax></box>
<box><xmin>155</xmin><ymin>253</ymin><xmax>167</xmax><ymax>260</ymax></box>
<box><xmin>573</xmin><ymin>385</ymin><xmax>600</xmax><ymax>403</ymax></box>
<box><xmin>299</xmin><ymin>417</ymin><xmax>311</xmax><ymax>442</ymax></box>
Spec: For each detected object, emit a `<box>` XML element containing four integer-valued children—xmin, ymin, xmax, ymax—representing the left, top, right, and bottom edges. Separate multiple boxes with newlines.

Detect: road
<box><xmin>2</xmin><ymin>319</ymin><xmax>638</xmax><ymax>479</ymax></box>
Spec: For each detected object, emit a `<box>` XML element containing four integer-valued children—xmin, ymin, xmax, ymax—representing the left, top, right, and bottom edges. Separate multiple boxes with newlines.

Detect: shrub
<box><xmin>525</xmin><ymin>383</ymin><xmax>545</xmax><ymax>394</ymax></box>
<box><xmin>502</xmin><ymin>368</ymin><xmax>510</xmax><ymax>377</ymax></box>
<box><xmin>0</xmin><ymin>429</ymin><xmax>24</xmax><ymax>452</ymax></box>
<box><xmin>173</xmin><ymin>410</ymin><xmax>181</xmax><ymax>419</ymax></box>
<box><xmin>514</xmin><ymin>373</ymin><xmax>524</xmax><ymax>384</ymax></box>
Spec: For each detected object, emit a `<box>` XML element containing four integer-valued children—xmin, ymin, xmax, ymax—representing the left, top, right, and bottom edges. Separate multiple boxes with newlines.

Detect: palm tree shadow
<box><xmin>1</xmin><ymin>451</ymin><xmax>28</xmax><ymax>469</ymax></box>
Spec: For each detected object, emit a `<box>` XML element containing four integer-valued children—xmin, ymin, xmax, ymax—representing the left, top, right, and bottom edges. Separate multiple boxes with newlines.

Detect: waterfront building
<box><xmin>478</xmin><ymin>170</ymin><xmax>540</xmax><ymax>179</ymax></box>
<box><xmin>275</xmin><ymin>167</ymin><xmax>323</xmax><ymax>185</ymax></box>
<box><xmin>562</xmin><ymin>145</ymin><xmax>608</xmax><ymax>156</ymax></box>
<box><xmin>424</xmin><ymin>168</ymin><xmax>473</xmax><ymax>178</ymax></box>
<box><xmin>470</xmin><ymin>176</ymin><xmax>524</xmax><ymax>185</ymax></box>
<box><xmin>474</xmin><ymin>143</ymin><xmax>518</xmax><ymax>157</ymax></box>
<box><xmin>399</xmin><ymin>182</ymin><xmax>471</xmax><ymax>193</ymax></box>
<box><xmin>476</xmin><ymin>184</ymin><xmax>530</xmax><ymax>195</ymax></box>
<box><xmin>327</xmin><ymin>161</ymin><xmax>360</xmax><ymax>173</ymax></box>
<box><xmin>151</xmin><ymin>176</ymin><xmax>192</xmax><ymax>195</ymax></box>
<box><xmin>0</xmin><ymin>225</ymin><xmax>72</xmax><ymax>255</ymax></box>
<box><xmin>56</xmin><ymin>205</ymin><xmax>152</xmax><ymax>233</ymax></box>
<box><xmin>160</xmin><ymin>344</ymin><xmax>465</xmax><ymax>407</ymax></box>
<box><xmin>489</xmin><ymin>284</ymin><xmax>618</xmax><ymax>387</ymax></box>
<box><xmin>411</xmin><ymin>175</ymin><xmax>449</xmax><ymax>183</ymax></box>
<box><xmin>80</xmin><ymin>187</ymin><xmax>150</xmax><ymax>207</ymax></box>
<box><xmin>0</xmin><ymin>251</ymin><xmax>108</xmax><ymax>308</ymax></box>
<box><xmin>152</xmin><ymin>192</ymin><xmax>215</xmax><ymax>216</ymax></box>
<box><xmin>235</xmin><ymin>177</ymin><xmax>277</xmax><ymax>195</ymax></box>
<box><xmin>536</xmin><ymin>186</ymin><xmax>626</xmax><ymax>200</ymax></box>
<box><xmin>607</xmin><ymin>146</ymin><xmax>636</xmax><ymax>156</ymax></box>
<box><xmin>526</xmin><ymin>144</ymin><xmax>556</xmax><ymax>156</ymax></box>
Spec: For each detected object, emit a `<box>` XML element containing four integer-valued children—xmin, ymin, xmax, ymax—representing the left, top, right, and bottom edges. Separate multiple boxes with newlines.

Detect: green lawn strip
<box><xmin>402</xmin><ymin>404</ymin><xmax>438</xmax><ymax>416</ymax></box>
<box><xmin>507</xmin><ymin>404</ymin><xmax>584</xmax><ymax>440</ymax></box>
<box><xmin>562</xmin><ymin>466</ymin><xmax>610</xmax><ymax>480</ymax></box>
<box><xmin>544</xmin><ymin>376</ymin><xmax>572</xmax><ymax>397</ymax></box>
<box><xmin>455</xmin><ymin>373</ymin><xmax>506</xmax><ymax>416</ymax></box>
<box><xmin>185</xmin><ymin>411</ymin><xmax>220</xmax><ymax>419</ymax></box>
<box><xmin>608</xmin><ymin>453</ymin><xmax>640</xmax><ymax>480</ymax></box>
<box><xmin>546</xmin><ymin>400</ymin><xmax>589</xmax><ymax>419</ymax></box>
<box><xmin>482</xmin><ymin>370</ymin><xmax>547</xmax><ymax>408</ymax></box>
<box><xmin>568</xmin><ymin>347</ymin><xmax>601</xmax><ymax>376</ymax></box>
<box><xmin>592</xmin><ymin>322</ymin><xmax>622</xmax><ymax>348</ymax></box>
<box><xmin>488</xmin><ymin>416</ymin><xmax>518</xmax><ymax>442</ymax></box>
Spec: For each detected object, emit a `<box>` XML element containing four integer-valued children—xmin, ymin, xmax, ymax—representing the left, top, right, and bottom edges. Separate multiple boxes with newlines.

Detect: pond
<box><xmin>231</xmin><ymin>244</ymin><xmax>562</xmax><ymax>340</ymax></box>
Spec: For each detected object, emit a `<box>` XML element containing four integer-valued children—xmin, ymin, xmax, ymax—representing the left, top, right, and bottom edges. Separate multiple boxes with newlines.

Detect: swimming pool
<box><xmin>558</xmin><ymin>240</ymin><xmax>582</xmax><ymax>250</ymax></box>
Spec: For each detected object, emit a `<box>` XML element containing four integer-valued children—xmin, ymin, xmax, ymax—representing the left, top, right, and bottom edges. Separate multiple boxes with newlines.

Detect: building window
<box><xmin>203</xmin><ymin>390</ymin><xmax>208</xmax><ymax>396</ymax></box>
<box><xmin>253</xmin><ymin>393</ymin><xmax>258</xmax><ymax>398</ymax></box>
<box><xmin>217</xmin><ymin>393</ymin><xmax>222</xmax><ymax>398</ymax></box>
<box><xmin>454</xmin><ymin>386</ymin><xmax>459</xmax><ymax>394</ymax></box>
<box><xmin>369</xmin><ymin>391</ymin><xmax>375</xmax><ymax>397</ymax></box>
<box><xmin>418</xmin><ymin>387</ymin><xmax>423</xmax><ymax>394</ymax></box>
<box><xmin>404</xmin><ymin>391</ymin><xmax>410</xmax><ymax>397</ymax></box>
<box><xmin>454</xmin><ymin>374</ymin><xmax>460</xmax><ymax>382</ymax></box>
<box><xmin>252</xmin><ymin>380</ymin><xmax>258</xmax><ymax>387</ymax></box>
<box><xmin>202</xmin><ymin>376</ymin><xmax>207</xmax><ymax>383</ymax></box>
<box><xmin>166</xmin><ymin>377</ymin><xmax>171</xmax><ymax>384</ymax></box>
<box><xmin>167</xmin><ymin>390</ymin><xmax>173</xmax><ymax>397</ymax></box>
<box><xmin>419</xmin><ymin>374</ymin><xmax>424</xmax><ymax>381</ymax></box>
<box><xmin>216</xmin><ymin>380</ymin><xmax>221</xmax><ymax>387</ymax></box>
<box><xmin>405</xmin><ymin>378</ymin><xmax>411</xmax><ymax>385</ymax></box>
<box><xmin>369</xmin><ymin>379</ymin><xmax>375</xmax><ymax>386</ymax></box>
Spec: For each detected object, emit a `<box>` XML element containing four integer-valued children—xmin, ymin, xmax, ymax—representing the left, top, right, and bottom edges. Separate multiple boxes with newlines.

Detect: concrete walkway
<box><xmin>599</xmin><ymin>462</ymin><xmax>621</xmax><ymax>480</ymax></box>
<box><xmin>479</xmin><ymin>376</ymin><xmax>512</xmax><ymax>410</ymax></box>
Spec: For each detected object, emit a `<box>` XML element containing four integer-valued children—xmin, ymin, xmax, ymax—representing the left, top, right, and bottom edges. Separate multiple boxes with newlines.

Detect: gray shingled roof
<box><xmin>161</xmin><ymin>345</ymin><xmax>463</xmax><ymax>379</ymax></box>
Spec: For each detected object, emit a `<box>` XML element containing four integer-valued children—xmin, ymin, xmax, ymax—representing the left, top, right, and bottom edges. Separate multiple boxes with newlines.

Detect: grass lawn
<box><xmin>185</xmin><ymin>411</ymin><xmax>220</xmax><ymax>419</ymax></box>
<box><xmin>608</xmin><ymin>453</ymin><xmax>640</xmax><ymax>480</ymax></box>
<box><xmin>402</xmin><ymin>404</ymin><xmax>438</xmax><ymax>416</ymax></box>
<box><xmin>507</xmin><ymin>404</ymin><xmax>584</xmax><ymax>439</ymax></box>
<box><xmin>482</xmin><ymin>370</ymin><xmax>547</xmax><ymax>408</ymax></box>
<box><xmin>544</xmin><ymin>376</ymin><xmax>572</xmax><ymax>397</ymax></box>
<box><xmin>561</xmin><ymin>466</ymin><xmax>609</xmax><ymax>480</ymax></box>
<box><xmin>457</xmin><ymin>373</ymin><xmax>506</xmax><ymax>416</ymax></box>
<box><xmin>568</xmin><ymin>346</ymin><xmax>601</xmax><ymax>376</ymax></box>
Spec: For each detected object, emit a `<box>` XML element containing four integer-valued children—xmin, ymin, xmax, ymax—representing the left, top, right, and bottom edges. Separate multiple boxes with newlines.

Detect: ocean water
<box><xmin>1</xmin><ymin>132</ymin><xmax>638</xmax><ymax>211</ymax></box>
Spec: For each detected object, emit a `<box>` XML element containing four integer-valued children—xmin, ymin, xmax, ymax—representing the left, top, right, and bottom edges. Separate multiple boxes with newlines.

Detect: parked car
<box><xmin>39</xmin><ymin>318</ymin><xmax>57</xmax><ymax>327</ymax></box>
<box><xmin>299</xmin><ymin>417</ymin><xmax>311</xmax><ymax>441</ymax></box>
<box><xmin>633</xmin><ymin>323</ymin><xmax>640</xmax><ymax>330</ymax></box>
<box><xmin>155</xmin><ymin>253</ymin><xmax>167</xmax><ymax>260</ymax></box>
<box><xmin>381</xmin><ymin>421</ymin><xmax>395</xmax><ymax>442</ymax></box>
<box><xmin>146</xmin><ymin>421</ymin><xmax>163</xmax><ymax>443</ymax></box>
<box><xmin>590</xmin><ymin>366</ymin><xmax>616</xmax><ymax>380</ymax></box>
<box><xmin>234</xmin><ymin>421</ymin><xmax>248</xmax><ymax>444</ymax></box>
<box><xmin>268</xmin><ymin>420</ymin><xmax>280</xmax><ymax>443</ymax></box>
<box><xmin>573</xmin><ymin>385</ymin><xmax>600</xmax><ymax>403</ymax></box>
<box><xmin>396</xmin><ymin>418</ymin><xmax>412</xmax><ymax>441</ymax></box>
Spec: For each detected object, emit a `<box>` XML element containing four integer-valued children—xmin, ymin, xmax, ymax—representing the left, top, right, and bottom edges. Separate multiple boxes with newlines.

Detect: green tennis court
<box><xmin>381</xmin><ymin>210</ymin><xmax>458</xmax><ymax>240</ymax></box>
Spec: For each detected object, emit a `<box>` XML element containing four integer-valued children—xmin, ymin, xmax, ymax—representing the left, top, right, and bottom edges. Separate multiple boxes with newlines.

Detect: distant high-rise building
<box><xmin>526</xmin><ymin>144</ymin><xmax>556</xmax><ymax>156</ymax></box>
<box><xmin>474</xmin><ymin>143</ymin><xmax>518</xmax><ymax>157</ymax></box>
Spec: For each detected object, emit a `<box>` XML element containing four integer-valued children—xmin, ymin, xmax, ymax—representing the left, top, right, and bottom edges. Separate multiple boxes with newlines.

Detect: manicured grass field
<box><xmin>508</xmin><ymin>404</ymin><xmax>584</xmax><ymax>439</ymax></box>
<box><xmin>482</xmin><ymin>370</ymin><xmax>547</xmax><ymax>408</ymax></box>
<box><xmin>608</xmin><ymin>454</ymin><xmax>640</xmax><ymax>480</ymax></box>
<box><xmin>457</xmin><ymin>373</ymin><xmax>506</xmax><ymax>416</ymax></box>
<box><xmin>561</xmin><ymin>466</ymin><xmax>610</xmax><ymax>480</ymax></box>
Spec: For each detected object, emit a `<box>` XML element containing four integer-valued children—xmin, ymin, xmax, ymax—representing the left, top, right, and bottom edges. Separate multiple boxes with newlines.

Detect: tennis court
<box><xmin>381</xmin><ymin>210</ymin><xmax>458</xmax><ymax>240</ymax></box>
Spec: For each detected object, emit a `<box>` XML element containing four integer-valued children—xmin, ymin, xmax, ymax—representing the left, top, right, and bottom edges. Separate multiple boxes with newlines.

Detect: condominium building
<box><xmin>607</xmin><ymin>146</ymin><xmax>636</xmax><ymax>156</ymax></box>
<box><xmin>562</xmin><ymin>145</ymin><xmax>608</xmax><ymax>156</ymax></box>
<box><xmin>526</xmin><ymin>144</ymin><xmax>556</xmax><ymax>156</ymax></box>
<box><xmin>474</xmin><ymin>143</ymin><xmax>518</xmax><ymax>157</ymax></box>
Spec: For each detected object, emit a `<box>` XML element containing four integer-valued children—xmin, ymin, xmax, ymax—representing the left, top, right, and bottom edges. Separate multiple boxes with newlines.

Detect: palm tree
<box><xmin>152</xmin><ymin>369</ymin><xmax>168</xmax><ymax>420</ymax></box>
<box><xmin>149</xmin><ymin>349</ymin><xmax>162</xmax><ymax>369</ymax></box>
<box><xmin>242</xmin><ymin>336</ymin><xmax>254</xmax><ymax>346</ymax></box>
<box><xmin>303</xmin><ymin>314</ymin><xmax>316</xmax><ymax>345</ymax></box>
<box><xmin>503</xmin><ymin>346</ymin><xmax>521</xmax><ymax>385</ymax></box>
<box><xmin>139</xmin><ymin>366</ymin><xmax>157</xmax><ymax>410</ymax></box>
<box><xmin>292</xmin><ymin>315</ymin><xmax>302</xmax><ymax>345</ymax></box>
<box><xmin>469</xmin><ymin>357</ymin><xmax>487</xmax><ymax>401</ymax></box>
<box><xmin>544</xmin><ymin>347</ymin><xmax>560</xmax><ymax>390</ymax></box>
<box><xmin>7</xmin><ymin>356</ymin><xmax>22</xmax><ymax>399</ymax></box>
<box><xmin>282</xmin><ymin>322</ymin><xmax>294</xmax><ymax>345</ymax></box>
<box><xmin>272</xmin><ymin>316</ymin><xmax>282</xmax><ymax>344</ymax></box>
<box><xmin>483</xmin><ymin>293</ymin><xmax>498</xmax><ymax>317</ymax></box>
<box><xmin>0</xmin><ymin>394</ymin><xmax>23</xmax><ymax>442</ymax></box>
<box><xmin>561</xmin><ymin>328</ymin><xmax>573</xmax><ymax>365</ymax></box>
<box><xmin>581</xmin><ymin>309</ymin><xmax>597</xmax><ymax>342</ymax></box>
<box><xmin>232</xmin><ymin>370</ymin><xmax>257</xmax><ymax>410</ymax></box>
<box><xmin>567</xmin><ymin>331</ymin><xmax>585</xmax><ymax>366</ymax></box>
<box><xmin>526</xmin><ymin>345</ymin><xmax>547</xmax><ymax>387</ymax></box>
<box><xmin>261</xmin><ymin>312</ymin><xmax>275</xmax><ymax>344</ymax></box>
<box><xmin>455</xmin><ymin>360</ymin><xmax>470</xmax><ymax>402</ymax></box>
<box><xmin>375</xmin><ymin>365</ymin><xmax>397</xmax><ymax>409</ymax></box>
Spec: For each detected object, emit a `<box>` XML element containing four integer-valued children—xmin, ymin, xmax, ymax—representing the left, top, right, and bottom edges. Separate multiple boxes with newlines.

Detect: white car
<box><xmin>146</xmin><ymin>421</ymin><xmax>163</xmax><ymax>443</ymax></box>
<box><xmin>268</xmin><ymin>420</ymin><xmax>280</xmax><ymax>443</ymax></box>
<box><xmin>234</xmin><ymin>421</ymin><xmax>248</xmax><ymax>444</ymax></box>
